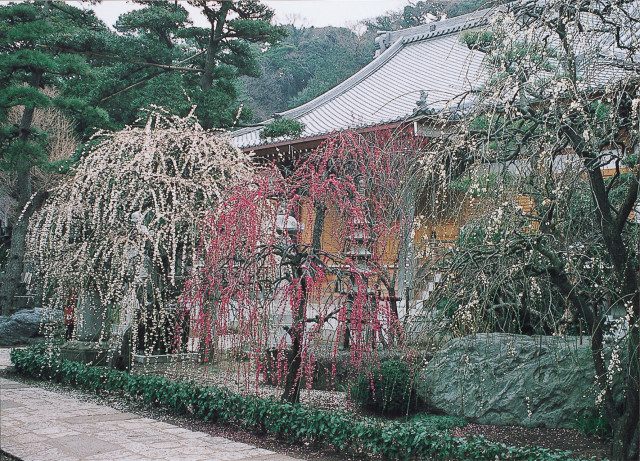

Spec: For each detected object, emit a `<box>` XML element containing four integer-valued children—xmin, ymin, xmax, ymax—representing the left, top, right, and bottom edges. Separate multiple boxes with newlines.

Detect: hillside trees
<box><xmin>364</xmin><ymin>0</ymin><xmax>487</xmax><ymax>31</ymax></box>
<box><xmin>241</xmin><ymin>0</ymin><xmax>489</xmax><ymax>119</ymax></box>
<box><xmin>422</xmin><ymin>1</ymin><xmax>639</xmax><ymax>458</ymax></box>
<box><xmin>0</xmin><ymin>2</ymin><xmax>110</xmax><ymax>315</ymax></box>
<box><xmin>241</xmin><ymin>25</ymin><xmax>374</xmax><ymax>121</ymax></box>
<box><xmin>181</xmin><ymin>130</ymin><xmax>424</xmax><ymax>403</ymax></box>
<box><xmin>26</xmin><ymin>110</ymin><xmax>254</xmax><ymax>354</ymax></box>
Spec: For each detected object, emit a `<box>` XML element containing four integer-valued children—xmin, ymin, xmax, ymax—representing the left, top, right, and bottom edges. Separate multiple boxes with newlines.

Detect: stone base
<box><xmin>60</xmin><ymin>341</ymin><xmax>113</xmax><ymax>366</ymax></box>
<box><xmin>132</xmin><ymin>353</ymin><xmax>195</xmax><ymax>365</ymax></box>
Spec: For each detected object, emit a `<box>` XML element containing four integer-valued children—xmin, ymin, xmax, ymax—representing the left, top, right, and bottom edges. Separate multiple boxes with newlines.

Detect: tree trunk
<box><xmin>0</xmin><ymin>179</ymin><xmax>30</xmax><ymax>316</ymax></box>
<box><xmin>610</xmin><ymin>290</ymin><xmax>639</xmax><ymax>460</ymax></box>
<box><xmin>0</xmin><ymin>70</ymin><xmax>42</xmax><ymax>316</ymax></box>
<box><xmin>386</xmin><ymin>286</ymin><xmax>401</xmax><ymax>346</ymax></box>
<box><xmin>282</xmin><ymin>203</ymin><xmax>326</xmax><ymax>404</ymax></box>
<box><xmin>199</xmin><ymin>2</ymin><xmax>231</xmax><ymax>91</ymax></box>
<box><xmin>582</xmin><ymin>158</ymin><xmax>640</xmax><ymax>460</ymax></box>
<box><xmin>282</xmin><ymin>273</ymin><xmax>305</xmax><ymax>404</ymax></box>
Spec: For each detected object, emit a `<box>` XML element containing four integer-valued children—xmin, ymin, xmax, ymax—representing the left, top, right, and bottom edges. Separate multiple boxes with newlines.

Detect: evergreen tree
<box><xmin>90</xmin><ymin>2</ymin><xmax>198</xmax><ymax>127</ymax></box>
<box><xmin>365</xmin><ymin>0</ymin><xmax>488</xmax><ymax>31</ymax></box>
<box><xmin>93</xmin><ymin>1</ymin><xmax>287</xmax><ymax>128</ymax></box>
<box><xmin>0</xmin><ymin>1</ymin><xmax>286</xmax><ymax>314</ymax></box>
<box><xmin>0</xmin><ymin>1</ymin><xmax>109</xmax><ymax>315</ymax></box>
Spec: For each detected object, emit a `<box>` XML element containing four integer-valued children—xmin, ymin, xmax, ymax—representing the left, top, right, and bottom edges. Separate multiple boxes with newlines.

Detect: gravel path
<box><xmin>132</xmin><ymin>359</ymin><xmax>355</xmax><ymax>413</ymax></box>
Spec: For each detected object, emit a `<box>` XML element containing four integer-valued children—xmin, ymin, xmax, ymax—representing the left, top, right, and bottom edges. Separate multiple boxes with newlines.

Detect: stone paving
<box><xmin>0</xmin><ymin>349</ymin><xmax>301</xmax><ymax>461</ymax></box>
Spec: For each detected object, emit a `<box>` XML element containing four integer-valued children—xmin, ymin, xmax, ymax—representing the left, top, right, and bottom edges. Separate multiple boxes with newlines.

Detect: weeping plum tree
<box><xmin>180</xmin><ymin>129</ymin><xmax>424</xmax><ymax>403</ymax></box>
<box><xmin>25</xmin><ymin>109</ymin><xmax>253</xmax><ymax>355</ymax></box>
<box><xmin>420</xmin><ymin>1</ymin><xmax>639</xmax><ymax>458</ymax></box>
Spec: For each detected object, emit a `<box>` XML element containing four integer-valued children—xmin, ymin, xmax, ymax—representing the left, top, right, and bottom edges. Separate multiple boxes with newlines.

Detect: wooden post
<box><xmin>579</xmin><ymin>319</ymin><xmax>583</xmax><ymax>345</ymax></box>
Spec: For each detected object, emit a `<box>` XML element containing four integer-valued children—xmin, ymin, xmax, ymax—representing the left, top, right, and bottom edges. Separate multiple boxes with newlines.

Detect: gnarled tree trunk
<box><xmin>0</xmin><ymin>70</ymin><xmax>42</xmax><ymax>316</ymax></box>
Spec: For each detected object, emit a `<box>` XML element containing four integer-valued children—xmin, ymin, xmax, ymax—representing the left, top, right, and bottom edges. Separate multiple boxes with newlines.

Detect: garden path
<box><xmin>0</xmin><ymin>348</ymin><xmax>301</xmax><ymax>461</ymax></box>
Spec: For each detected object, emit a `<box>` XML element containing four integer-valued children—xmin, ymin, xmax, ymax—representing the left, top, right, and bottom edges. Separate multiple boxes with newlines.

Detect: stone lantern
<box><xmin>273</xmin><ymin>208</ymin><xmax>305</xmax><ymax>347</ymax></box>
<box><xmin>342</xmin><ymin>216</ymin><xmax>376</xmax><ymax>349</ymax></box>
<box><xmin>276</xmin><ymin>212</ymin><xmax>304</xmax><ymax>237</ymax></box>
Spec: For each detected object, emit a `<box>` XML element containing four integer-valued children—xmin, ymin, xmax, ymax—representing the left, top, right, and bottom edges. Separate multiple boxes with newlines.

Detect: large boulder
<box><xmin>0</xmin><ymin>308</ymin><xmax>44</xmax><ymax>346</ymax></box>
<box><xmin>417</xmin><ymin>333</ymin><xmax>598</xmax><ymax>428</ymax></box>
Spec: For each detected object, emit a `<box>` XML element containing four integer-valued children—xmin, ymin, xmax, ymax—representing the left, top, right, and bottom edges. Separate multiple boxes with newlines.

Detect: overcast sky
<box><xmin>88</xmin><ymin>1</ymin><xmax>414</xmax><ymax>29</ymax></box>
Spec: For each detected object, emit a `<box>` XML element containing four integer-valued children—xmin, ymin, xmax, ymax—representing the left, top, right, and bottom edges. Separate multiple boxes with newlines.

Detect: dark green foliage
<box><xmin>0</xmin><ymin>0</ymin><xmax>110</xmax><ymax>180</ymax></box>
<box><xmin>351</xmin><ymin>360</ymin><xmax>419</xmax><ymax>415</ymax></box>
<box><xmin>410</xmin><ymin>413</ymin><xmax>468</xmax><ymax>431</ymax></box>
<box><xmin>91</xmin><ymin>1</ymin><xmax>286</xmax><ymax>129</ymax></box>
<box><xmin>0</xmin><ymin>2</ymin><xmax>109</xmax><ymax>169</ymax></box>
<box><xmin>364</xmin><ymin>0</ymin><xmax>488</xmax><ymax>32</ymax></box>
<box><xmin>260</xmin><ymin>118</ymin><xmax>305</xmax><ymax>140</ymax></box>
<box><xmin>86</xmin><ymin>2</ymin><xmax>195</xmax><ymax>127</ymax></box>
<box><xmin>574</xmin><ymin>408</ymin><xmax>613</xmax><ymax>440</ymax></box>
<box><xmin>11</xmin><ymin>345</ymin><xmax>587</xmax><ymax>460</ymax></box>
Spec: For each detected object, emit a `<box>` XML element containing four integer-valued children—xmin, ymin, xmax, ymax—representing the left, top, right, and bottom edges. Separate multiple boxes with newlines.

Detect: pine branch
<box><xmin>35</xmin><ymin>44</ymin><xmax>204</xmax><ymax>73</ymax></box>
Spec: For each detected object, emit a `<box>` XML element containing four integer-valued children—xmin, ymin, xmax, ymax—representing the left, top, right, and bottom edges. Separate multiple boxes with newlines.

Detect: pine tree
<box><xmin>0</xmin><ymin>1</ymin><xmax>109</xmax><ymax>314</ymax></box>
<box><xmin>0</xmin><ymin>1</ymin><xmax>286</xmax><ymax>314</ymax></box>
<box><xmin>93</xmin><ymin>1</ymin><xmax>288</xmax><ymax>128</ymax></box>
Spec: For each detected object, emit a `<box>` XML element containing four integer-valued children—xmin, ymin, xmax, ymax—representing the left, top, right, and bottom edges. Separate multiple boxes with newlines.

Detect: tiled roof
<box><xmin>231</xmin><ymin>9</ymin><xmax>492</xmax><ymax>149</ymax></box>
<box><xmin>231</xmin><ymin>4</ymin><xmax>640</xmax><ymax>150</ymax></box>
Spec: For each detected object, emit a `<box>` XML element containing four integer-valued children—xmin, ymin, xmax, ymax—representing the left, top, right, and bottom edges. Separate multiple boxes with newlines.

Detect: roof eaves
<box><xmin>242</xmin><ymin>119</ymin><xmax>408</xmax><ymax>151</ymax></box>
<box><xmin>597</xmin><ymin>54</ymin><xmax>640</xmax><ymax>73</ymax></box>
<box><xmin>231</xmin><ymin>124</ymin><xmax>268</xmax><ymax>137</ymax></box>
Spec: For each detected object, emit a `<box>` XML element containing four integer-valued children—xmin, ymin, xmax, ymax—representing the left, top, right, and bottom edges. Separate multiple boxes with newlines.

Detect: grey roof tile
<box><xmin>232</xmin><ymin>3</ymin><xmax>639</xmax><ymax>150</ymax></box>
<box><xmin>232</xmin><ymin>13</ymin><xmax>488</xmax><ymax>149</ymax></box>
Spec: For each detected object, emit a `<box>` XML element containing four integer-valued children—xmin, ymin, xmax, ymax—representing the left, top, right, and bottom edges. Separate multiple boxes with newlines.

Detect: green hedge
<box><xmin>11</xmin><ymin>346</ymin><xmax>589</xmax><ymax>460</ymax></box>
<box><xmin>351</xmin><ymin>359</ymin><xmax>419</xmax><ymax>415</ymax></box>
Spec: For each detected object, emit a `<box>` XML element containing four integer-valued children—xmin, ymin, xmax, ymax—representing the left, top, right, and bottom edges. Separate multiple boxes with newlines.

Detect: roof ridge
<box><xmin>381</xmin><ymin>7</ymin><xmax>494</xmax><ymax>48</ymax></box>
<box><xmin>401</xmin><ymin>17</ymin><xmax>490</xmax><ymax>45</ymax></box>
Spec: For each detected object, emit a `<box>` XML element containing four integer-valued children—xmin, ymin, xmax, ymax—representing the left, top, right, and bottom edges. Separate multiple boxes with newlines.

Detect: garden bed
<box><xmin>8</xmin><ymin>346</ymin><xmax>610</xmax><ymax>460</ymax></box>
<box><xmin>133</xmin><ymin>357</ymin><xmax>610</xmax><ymax>459</ymax></box>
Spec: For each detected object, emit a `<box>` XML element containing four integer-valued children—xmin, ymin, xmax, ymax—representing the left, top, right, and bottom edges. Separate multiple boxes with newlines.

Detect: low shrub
<box><xmin>259</xmin><ymin>118</ymin><xmax>305</xmax><ymax>140</ymax></box>
<box><xmin>311</xmin><ymin>350</ymin><xmax>432</xmax><ymax>391</ymax></box>
<box><xmin>575</xmin><ymin>408</ymin><xmax>613</xmax><ymax>440</ymax></box>
<box><xmin>351</xmin><ymin>359</ymin><xmax>419</xmax><ymax>415</ymax></box>
<box><xmin>260</xmin><ymin>350</ymin><xmax>432</xmax><ymax>392</ymax></box>
<box><xmin>11</xmin><ymin>346</ymin><xmax>590</xmax><ymax>460</ymax></box>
